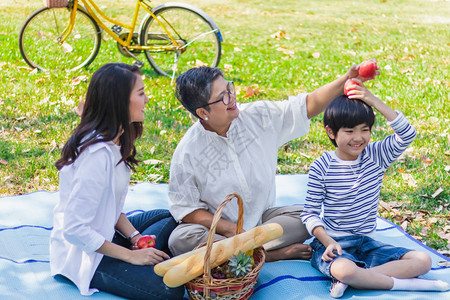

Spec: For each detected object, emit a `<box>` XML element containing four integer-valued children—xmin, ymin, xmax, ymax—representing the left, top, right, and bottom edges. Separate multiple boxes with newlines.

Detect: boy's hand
<box><xmin>346</xmin><ymin>78</ymin><xmax>398</xmax><ymax>121</ymax></box>
<box><xmin>322</xmin><ymin>242</ymin><xmax>342</xmax><ymax>262</ymax></box>
<box><xmin>346</xmin><ymin>78</ymin><xmax>379</xmax><ymax>107</ymax></box>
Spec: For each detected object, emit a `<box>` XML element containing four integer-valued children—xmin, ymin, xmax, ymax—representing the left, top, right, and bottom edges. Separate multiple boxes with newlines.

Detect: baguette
<box><xmin>160</xmin><ymin>223</ymin><xmax>283</xmax><ymax>287</ymax></box>
<box><xmin>154</xmin><ymin>245</ymin><xmax>206</xmax><ymax>276</ymax></box>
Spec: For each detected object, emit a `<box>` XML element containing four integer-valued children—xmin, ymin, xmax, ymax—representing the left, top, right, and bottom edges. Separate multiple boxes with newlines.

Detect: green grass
<box><xmin>0</xmin><ymin>0</ymin><xmax>449</xmax><ymax>251</ymax></box>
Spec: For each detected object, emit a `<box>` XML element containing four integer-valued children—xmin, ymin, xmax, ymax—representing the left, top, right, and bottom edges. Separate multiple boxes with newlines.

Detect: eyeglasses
<box><xmin>198</xmin><ymin>81</ymin><xmax>235</xmax><ymax>108</ymax></box>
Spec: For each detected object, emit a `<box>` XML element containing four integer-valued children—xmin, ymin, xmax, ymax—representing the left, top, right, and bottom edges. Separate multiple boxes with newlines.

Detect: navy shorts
<box><xmin>310</xmin><ymin>235</ymin><xmax>412</xmax><ymax>279</ymax></box>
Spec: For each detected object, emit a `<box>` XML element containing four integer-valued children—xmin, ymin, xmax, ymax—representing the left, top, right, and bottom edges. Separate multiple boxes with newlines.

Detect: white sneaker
<box><xmin>330</xmin><ymin>279</ymin><xmax>348</xmax><ymax>298</ymax></box>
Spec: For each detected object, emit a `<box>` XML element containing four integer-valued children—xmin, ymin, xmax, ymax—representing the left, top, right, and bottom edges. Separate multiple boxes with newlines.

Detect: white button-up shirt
<box><xmin>50</xmin><ymin>141</ymin><xmax>130</xmax><ymax>295</ymax></box>
<box><xmin>169</xmin><ymin>94</ymin><xmax>310</xmax><ymax>230</ymax></box>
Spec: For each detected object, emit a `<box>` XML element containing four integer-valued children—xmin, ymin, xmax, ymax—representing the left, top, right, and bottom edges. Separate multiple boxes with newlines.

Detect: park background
<box><xmin>0</xmin><ymin>0</ymin><xmax>448</xmax><ymax>253</ymax></box>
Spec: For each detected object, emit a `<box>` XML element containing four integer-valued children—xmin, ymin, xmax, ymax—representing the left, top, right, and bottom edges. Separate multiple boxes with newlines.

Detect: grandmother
<box><xmin>168</xmin><ymin>63</ymin><xmax>377</xmax><ymax>261</ymax></box>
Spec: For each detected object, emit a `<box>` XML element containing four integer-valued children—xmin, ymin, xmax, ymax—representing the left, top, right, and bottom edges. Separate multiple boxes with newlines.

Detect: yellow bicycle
<box><xmin>18</xmin><ymin>0</ymin><xmax>222</xmax><ymax>76</ymax></box>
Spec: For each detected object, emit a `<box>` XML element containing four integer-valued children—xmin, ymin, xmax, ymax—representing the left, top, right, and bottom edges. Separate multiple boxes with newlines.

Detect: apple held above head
<box><xmin>344</xmin><ymin>79</ymin><xmax>360</xmax><ymax>96</ymax></box>
<box><xmin>137</xmin><ymin>235</ymin><xmax>155</xmax><ymax>249</ymax></box>
<box><xmin>358</xmin><ymin>61</ymin><xmax>377</xmax><ymax>78</ymax></box>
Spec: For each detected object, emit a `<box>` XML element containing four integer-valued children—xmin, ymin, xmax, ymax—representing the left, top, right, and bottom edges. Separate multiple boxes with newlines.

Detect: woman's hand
<box><xmin>96</xmin><ymin>238</ymin><xmax>169</xmax><ymax>266</ymax></box>
<box><xmin>130</xmin><ymin>233</ymin><xmax>144</xmax><ymax>249</ymax></box>
<box><xmin>127</xmin><ymin>247</ymin><xmax>170</xmax><ymax>265</ymax></box>
<box><xmin>322</xmin><ymin>242</ymin><xmax>342</xmax><ymax>262</ymax></box>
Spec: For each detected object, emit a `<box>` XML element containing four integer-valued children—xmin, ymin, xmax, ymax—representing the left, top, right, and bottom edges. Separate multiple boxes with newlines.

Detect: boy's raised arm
<box><xmin>347</xmin><ymin>78</ymin><xmax>398</xmax><ymax>122</ymax></box>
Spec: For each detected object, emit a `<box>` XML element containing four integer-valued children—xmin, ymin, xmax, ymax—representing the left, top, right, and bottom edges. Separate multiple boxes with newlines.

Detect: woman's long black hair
<box><xmin>55</xmin><ymin>63</ymin><xmax>143</xmax><ymax>171</ymax></box>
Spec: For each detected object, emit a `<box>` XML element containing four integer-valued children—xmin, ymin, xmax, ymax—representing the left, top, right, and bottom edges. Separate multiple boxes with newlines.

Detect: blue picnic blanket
<box><xmin>0</xmin><ymin>174</ymin><xmax>449</xmax><ymax>299</ymax></box>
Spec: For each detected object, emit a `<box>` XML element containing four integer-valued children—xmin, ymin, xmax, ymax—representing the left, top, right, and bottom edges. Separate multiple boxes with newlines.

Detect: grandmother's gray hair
<box><xmin>175</xmin><ymin>67</ymin><xmax>223</xmax><ymax>119</ymax></box>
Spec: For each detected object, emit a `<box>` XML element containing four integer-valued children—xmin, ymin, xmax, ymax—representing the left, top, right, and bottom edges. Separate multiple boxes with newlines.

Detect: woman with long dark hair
<box><xmin>50</xmin><ymin>63</ymin><xmax>184</xmax><ymax>299</ymax></box>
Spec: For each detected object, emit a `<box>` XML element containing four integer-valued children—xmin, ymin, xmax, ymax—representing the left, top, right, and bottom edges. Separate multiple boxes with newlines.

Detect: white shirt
<box><xmin>169</xmin><ymin>94</ymin><xmax>310</xmax><ymax>230</ymax></box>
<box><xmin>50</xmin><ymin>141</ymin><xmax>130</xmax><ymax>295</ymax></box>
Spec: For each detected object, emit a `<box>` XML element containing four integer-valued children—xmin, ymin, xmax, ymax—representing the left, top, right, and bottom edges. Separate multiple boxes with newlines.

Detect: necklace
<box><xmin>349</xmin><ymin>162</ymin><xmax>359</xmax><ymax>176</ymax></box>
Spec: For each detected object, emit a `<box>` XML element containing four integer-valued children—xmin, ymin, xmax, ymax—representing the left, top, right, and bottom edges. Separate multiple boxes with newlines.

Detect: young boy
<box><xmin>300</xmin><ymin>79</ymin><xmax>449</xmax><ymax>298</ymax></box>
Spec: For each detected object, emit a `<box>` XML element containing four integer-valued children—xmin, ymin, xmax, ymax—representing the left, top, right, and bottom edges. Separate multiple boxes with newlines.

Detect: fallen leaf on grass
<box><xmin>428</xmin><ymin>217</ymin><xmax>438</xmax><ymax>224</ymax></box>
<box><xmin>412</xmin><ymin>235</ymin><xmax>422</xmax><ymax>241</ymax></box>
<box><xmin>407</xmin><ymin>77</ymin><xmax>418</xmax><ymax>87</ymax></box>
<box><xmin>71</xmin><ymin>75</ymin><xmax>88</xmax><ymax>86</ymax></box>
<box><xmin>437</xmin><ymin>261</ymin><xmax>450</xmax><ymax>267</ymax></box>
<box><xmin>0</xmin><ymin>159</ymin><xmax>7</xmax><ymax>165</ymax></box>
<box><xmin>195</xmin><ymin>59</ymin><xmax>207</xmax><ymax>67</ymax></box>
<box><xmin>270</xmin><ymin>30</ymin><xmax>288</xmax><ymax>40</ymax></box>
<box><xmin>62</xmin><ymin>42</ymin><xmax>73</xmax><ymax>53</ymax></box>
<box><xmin>414</xmin><ymin>212</ymin><xmax>425</xmax><ymax>221</ymax></box>
<box><xmin>400</xmin><ymin>220</ymin><xmax>408</xmax><ymax>231</ymax></box>
<box><xmin>148</xmin><ymin>174</ymin><xmax>163</xmax><ymax>182</ymax></box>
<box><xmin>276</xmin><ymin>47</ymin><xmax>294</xmax><ymax>57</ymax></box>
<box><xmin>223</xmin><ymin>64</ymin><xmax>233</xmax><ymax>72</ymax></box>
<box><xmin>244</xmin><ymin>85</ymin><xmax>260</xmax><ymax>98</ymax></box>
<box><xmin>400</xmin><ymin>68</ymin><xmax>414</xmax><ymax>74</ymax></box>
<box><xmin>420</xmin><ymin>227</ymin><xmax>429</xmax><ymax>236</ymax></box>
<box><xmin>443</xmin><ymin>225</ymin><xmax>450</xmax><ymax>233</ymax></box>
<box><xmin>420</xmin><ymin>156</ymin><xmax>433</xmax><ymax>166</ymax></box>
<box><xmin>432</xmin><ymin>187</ymin><xmax>444</xmax><ymax>198</ymax></box>
<box><xmin>379</xmin><ymin>200</ymin><xmax>390</xmax><ymax>211</ymax></box>
<box><xmin>437</xmin><ymin>249</ymin><xmax>450</xmax><ymax>257</ymax></box>
<box><xmin>437</xmin><ymin>231</ymin><xmax>450</xmax><ymax>242</ymax></box>
<box><xmin>401</xmin><ymin>173</ymin><xmax>417</xmax><ymax>187</ymax></box>
<box><xmin>76</xmin><ymin>100</ymin><xmax>85</xmax><ymax>116</ymax></box>
<box><xmin>143</xmin><ymin>159</ymin><xmax>162</xmax><ymax>165</ymax></box>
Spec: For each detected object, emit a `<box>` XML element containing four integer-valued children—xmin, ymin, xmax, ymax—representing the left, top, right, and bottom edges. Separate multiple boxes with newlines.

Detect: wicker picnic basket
<box><xmin>43</xmin><ymin>0</ymin><xmax>68</xmax><ymax>8</ymax></box>
<box><xmin>185</xmin><ymin>193</ymin><xmax>265</xmax><ymax>300</ymax></box>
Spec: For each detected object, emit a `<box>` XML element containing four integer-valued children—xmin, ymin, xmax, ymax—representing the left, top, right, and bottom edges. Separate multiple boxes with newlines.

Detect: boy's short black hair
<box><xmin>323</xmin><ymin>95</ymin><xmax>375</xmax><ymax>147</ymax></box>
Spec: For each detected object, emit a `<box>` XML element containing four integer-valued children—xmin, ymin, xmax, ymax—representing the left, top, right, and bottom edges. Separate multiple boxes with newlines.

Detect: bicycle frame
<box><xmin>59</xmin><ymin>0</ymin><xmax>179</xmax><ymax>51</ymax></box>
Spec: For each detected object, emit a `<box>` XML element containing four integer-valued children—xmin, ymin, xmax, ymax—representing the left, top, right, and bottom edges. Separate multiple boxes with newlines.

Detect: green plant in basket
<box><xmin>211</xmin><ymin>251</ymin><xmax>254</xmax><ymax>279</ymax></box>
<box><xmin>228</xmin><ymin>251</ymin><xmax>254</xmax><ymax>278</ymax></box>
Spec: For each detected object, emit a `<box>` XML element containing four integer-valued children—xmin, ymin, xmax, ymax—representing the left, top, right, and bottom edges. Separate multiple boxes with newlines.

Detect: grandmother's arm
<box><xmin>306</xmin><ymin>73</ymin><xmax>349</xmax><ymax>119</ymax></box>
<box><xmin>182</xmin><ymin>209</ymin><xmax>237</xmax><ymax>238</ymax></box>
<box><xmin>305</xmin><ymin>60</ymin><xmax>379</xmax><ymax>119</ymax></box>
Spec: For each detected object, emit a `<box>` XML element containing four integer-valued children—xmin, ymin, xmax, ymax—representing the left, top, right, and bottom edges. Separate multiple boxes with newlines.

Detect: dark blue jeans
<box><xmin>90</xmin><ymin>209</ymin><xmax>185</xmax><ymax>299</ymax></box>
<box><xmin>310</xmin><ymin>235</ymin><xmax>411</xmax><ymax>279</ymax></box>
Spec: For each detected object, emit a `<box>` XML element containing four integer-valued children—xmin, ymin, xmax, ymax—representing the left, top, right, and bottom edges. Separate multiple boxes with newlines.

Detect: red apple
<box><xmin>344</xmin><ymin>79</ymin><xmax>360</xmax><ymax>96</ymax></box>
<box><xmin>137</xmin><ymin>235</ymin><xmax>155</xmax><ymax>249</ymax></box>
<box><xmin>358</xmin><ymin>61</ymin><xmax>377</xmax><ymax>78</ymax></box>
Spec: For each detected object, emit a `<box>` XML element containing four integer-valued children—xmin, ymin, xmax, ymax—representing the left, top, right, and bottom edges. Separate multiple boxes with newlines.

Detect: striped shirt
<box><xmin>301</xmin><ymin>111</ymin><xmax>416</xmax><ymax>238</ymax></box>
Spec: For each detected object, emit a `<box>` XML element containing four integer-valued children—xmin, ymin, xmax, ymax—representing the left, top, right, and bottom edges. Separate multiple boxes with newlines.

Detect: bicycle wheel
<box><xmin>140</xmin><ymin>4</ymin><xmax>221</xmax><ymax>76</ymax></box>
<box><xmin>19</xmin><ymin>6</ymin><xmax>101</xmax><ymax>72</ymax></box>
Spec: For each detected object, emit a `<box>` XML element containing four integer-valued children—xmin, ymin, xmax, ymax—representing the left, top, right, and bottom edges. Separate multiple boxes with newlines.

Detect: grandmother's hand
<box><xmin>218</xmin><ymin>219</ymin><xmax>245</xmax><ymax>238</ymax></box>
<box><xmin>347</xmin><ymin>59</ymin><xmax>380</xmax><ymax>82</ymax></box>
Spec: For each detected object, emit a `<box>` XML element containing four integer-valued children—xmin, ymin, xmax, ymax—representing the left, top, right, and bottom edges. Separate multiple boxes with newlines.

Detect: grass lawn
<box><xmin>0</xmin><ymin>0</ymin><xmax>449</xmax><ymax>252</ymax></box>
